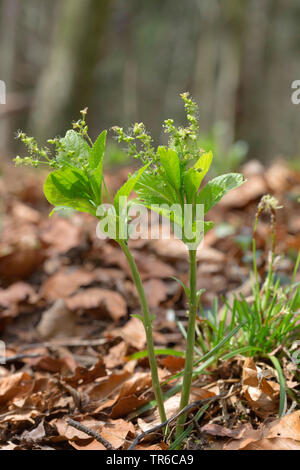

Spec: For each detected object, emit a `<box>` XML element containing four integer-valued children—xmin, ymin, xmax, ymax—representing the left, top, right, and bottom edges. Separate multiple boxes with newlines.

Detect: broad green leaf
<box><xmin>89</xmin><ymin>130</ymin><xmax>107</xmax><ymax>170</ymax></box>
<box><xmin>157</xmin><ymin>146</ymin><xmax>181</xmax><ymax>190</ymax></box>
<box><xmin>88</xmin><ymin>131</ymin><xmax>107</xmax><ymax>205</ymax></box>
<box><xmin>128</xmin><ymin>349</ymin><xmax>185</xmax><ymax>361</ymax></box>
<box><xmin>183</xmin><ymin>152</ymin><xmax>213</xmax><ymax>203</ymax></box>
<box><xmin>57</xmin><ymin>130</ymin><xmax>90</xmax><ymax>167</ymax></box>
<box><xmin>44</xmin><ymin>167</ymin><xmax>96</xmax><ymax>216</ymax></box>
<box><xmin>135</xmin><ymin>173</ymin><xmax>177</xmax><ymax>206</ymax></box>
<box><xmin>114</xmin><ymin>163</ymin><xmax>150</xmax><ymax>214</ymax></box>
<box><xmin>204</xmin><ymin>221</ymin><xmax>214</xmax><ymax>234</ymax></box>
<box><xmin>197</xmin><ymin>173</ymin><xmax>245</xmax><ymax>214</ymax></box>
<box><xmin>183</xmin><ymin>169</ymin><xmax>203</xmax><ymax>204</ymax></box>
<box><xmin>194</xmin><ymin>150</ymin><xmax>213</xmax><ymax>173</ymax></box>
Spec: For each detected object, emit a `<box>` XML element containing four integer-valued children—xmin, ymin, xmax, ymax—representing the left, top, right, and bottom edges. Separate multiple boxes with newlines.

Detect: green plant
<box><xmin>114</xmin><ymin>93</ymin><xmax>245</xmax><ymax>444</ymax></box>
<box><xmin>195</xmin><ymin>196</ymin><xmax>300</xmax><ymax>400</ymax></box>
<box><xmin>14</xmin><ymin>109</ymin><xmax>167</xmax><ymax>425</ymax></box>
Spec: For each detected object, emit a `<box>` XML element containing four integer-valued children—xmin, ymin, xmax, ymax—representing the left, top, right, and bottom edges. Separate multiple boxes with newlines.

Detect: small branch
<box><xmin>66</xmin><ymin>418</ymin><xmax>114</xmax><ymax>450</ymax></box>
<box><xmin>0</xmin><ymin>353</ymin><xmax>43</xmax><ymax>364</ymax></box>
<box><xmin>128</xmin><ymin>393</ymin><xmax>225</xmax><ymax>450</ymax></box>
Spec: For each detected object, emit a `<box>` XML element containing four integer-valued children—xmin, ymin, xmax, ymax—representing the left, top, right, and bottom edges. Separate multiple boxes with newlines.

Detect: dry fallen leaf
<box><xmin>63</xmin><ymin>357</ymin><xmax>106</xmax><ymax>387</ymax></box>
<box><xmin>242</xmin><ymin>358</ymin><xmax>279</xmax><ymax>418</ymax></box>
<box><xmin>37</xmin><ymin>299</ymin><xmax>77</xmax><ymax>340</ymax></box>
<box><xmin>109</xmin><ymin>316</ymin><xmax>146</xmax><ymax>350</ymax></box>
<box><xmin>0</xmin><ymin>372</ymin><xmax>34</xmax><ymax>406</ymax></box>
<box><xmin>66</xmin><ymin>288</ymin><xmax>127</xmax><ymax>322</ymax></box>
<box><xmin>224</xmin><ymin>410</ymin><xmax>300</xmax><ymax>450</ymax></box>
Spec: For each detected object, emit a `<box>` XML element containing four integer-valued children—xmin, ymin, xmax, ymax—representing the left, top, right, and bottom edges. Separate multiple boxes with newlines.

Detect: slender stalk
<box><xmin>175</xmin><ymin>249</ymin><xmax>198</xmax><ymax>442</ymax></box>
<box><xmin>118</xmin><ymin>240</ymin><xmax>167</xmax><ymax>424</ymax></box>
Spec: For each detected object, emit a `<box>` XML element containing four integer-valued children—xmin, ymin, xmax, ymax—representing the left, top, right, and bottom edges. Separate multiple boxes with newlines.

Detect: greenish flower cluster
<box><xmin>14</xmin><ymin>109</ymin><xmax>93</xmax><ymax>171</ymax></box>
<box><xmin>112</xmin><ymin>122</ymin><xmax>156</xmax><ymax>167</ymax></box>
<box><xmin>113</xmin><ymin>93</ymin><xmax>204</xmax><ymax>172</ymax></box>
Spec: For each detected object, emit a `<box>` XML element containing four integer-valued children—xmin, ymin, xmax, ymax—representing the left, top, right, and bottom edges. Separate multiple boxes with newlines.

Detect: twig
<box><xmin>128</xmin><ymin>393</ymin><xmax>225</xmax><ymax>450</ymax></box>
<box><xmin>67</xmin><ymin>418</ymin><xmax>114</xmax><ymax>450</ymax></box>
<box><xmin>0</xmin><ymin>353</ymin><xmax>43</xmax><ymax>364</ymax></box>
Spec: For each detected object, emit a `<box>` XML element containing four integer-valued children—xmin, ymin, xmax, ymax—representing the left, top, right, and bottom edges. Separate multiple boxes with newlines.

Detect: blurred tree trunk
<box><xmin>237</xmin><ymin>0</ymin><xmax>272</xmax><ymax>158</ymax></box>
<box><xmin>0</xmin><ymin>0</ymin><xmax>20</xmax><ymax>152</ymax></box>
<box><xmin>193</xmin><ymin>0</ymin><xmax>220</xmax><ymax>134</ymax></box>
<box><xmin>29</xmin><ymin>0</ymin><xmax>110</xmax><ymax>142</ymax></box>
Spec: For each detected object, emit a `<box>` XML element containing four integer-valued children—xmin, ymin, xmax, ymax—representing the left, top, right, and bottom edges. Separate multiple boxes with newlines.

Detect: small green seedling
<box><xmin>114</xmin><ymin>93</ymin><xmax>245</xmax><ymax>444</ymax></box>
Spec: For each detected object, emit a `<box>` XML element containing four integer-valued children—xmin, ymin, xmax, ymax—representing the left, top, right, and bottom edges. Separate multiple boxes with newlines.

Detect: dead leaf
<box><xmin>66</xmin><ymin>288</ymin><xmax>127</xmax><ymax>321</ymax></box>
<box><xmin>41</xmin><ymin>218</ymin><xmax>83</xmax><ymax>254</ymax></box>
<box><xmin>109</xmin><ymin>316</ymin><xmax>146</xmax><ymax>350</ymax></box>
<box><xmin>242</xmin><ymin>358</ymin><xmax>279</xmax><ymax>418</ymax></box>
<box><xmin>104</xmin><ymin>342</ymin><xmax>128</xmax><ymax>369</ymax></box>
<box><xmin>41</xmin><ymin>269</ymin><xmax>96</xmax><ymax>301</ymax></box>
<box><xmin>37</xmin><ymin>299</ymin><xmax>77</xmax><ymax>340</ymax></box>
<box><xmin>224</xmin><ymin>411</ymin><xmax>300</xmax><ymax>450</ymax></box>
<box><xmin>64</xmin><ymin>357</ymin><xmax>106</xmax><ymax>387</ymax></box>
<box><xmin>88</xmin><ymin>370</ymin><xmax>131</xmax><ymax>402</ymax></box>
<box><xmin>161</xmin><ymin>355</ymin><xmax>185</xmax><ymax>373</ymax></box>
<box><xmin>0</xmin><ymin>372</ymin><xmax>33</xmax><ymax>405</ymax></box>
<box><xmin>144</xmin><ymin>279</ymin><xmax>168</xmax><ymax>308</ymax></box>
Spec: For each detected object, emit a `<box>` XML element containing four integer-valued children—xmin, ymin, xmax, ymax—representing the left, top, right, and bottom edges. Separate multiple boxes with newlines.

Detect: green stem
<box><xmin>118</xmin><ymin>240</ymin><xmax>167</xmax><ymax>424</ymax></box>
<box><xmin>175</xmin><ymin>249</ymin><xmax>198</xmax><ymax>443</ymax></box>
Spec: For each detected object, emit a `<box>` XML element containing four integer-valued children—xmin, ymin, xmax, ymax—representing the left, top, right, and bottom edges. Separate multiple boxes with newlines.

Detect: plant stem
<box><xmin>175</xmin><ymin>249</ymin><xmax>198</xmax><ymax>443</ymax></box>
<box><xmin>118</xmin><ymin>240</ymin><xmax>167</xmax><ymax>424</ymax></box>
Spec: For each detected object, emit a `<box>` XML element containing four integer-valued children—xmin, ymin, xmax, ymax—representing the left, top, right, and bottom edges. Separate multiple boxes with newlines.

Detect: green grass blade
<box><xmin>269</xmin><ymin>356</ymin><xmax>287</xmax><ymax>418</ymax></box>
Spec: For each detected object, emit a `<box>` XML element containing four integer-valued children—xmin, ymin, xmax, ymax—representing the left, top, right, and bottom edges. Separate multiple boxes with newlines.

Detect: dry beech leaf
<box><xmin>41</xmin><ymin>218</ymin><xmax>83</xmax><ymax>254</ymax></box>
<box><xmin>144</xmin><ymin>279</ymin><xmax>168</xmax><ymax>308</ymax></box>
<box><xmin>63</xmin><ymin>357</ymin><xmax>106</xmax><ymax>387</ymax></box>
<box><xmin>53</xmin><ymin>418</ymin><xmax>101</xmax><ymax>441</ymax></box>
<box><xmin>224</xmin><ymin>410</ymin><xmax>300</xmax><ymax>450</ymax></box>
<box><xmin>109</xmin><ymin>316</ymin><xmax>146</xmax><ymax>349</ymax></box>
<box><xmin>0</xmin><ymin>282</ymin><xmax>36</xmax><ymax>307</ymax></box>
<box><xmin>37</xmin><ymin>299</ymin><xmax>77</xmax><ymax>340</ymax></box>
<box><xmin>70</xmin><ymin>440</ymin><xmax>106</xmax><ymax>450</ymax></box>
<box><xmin>104</xmin><ymin>341</ymin><xmax>128</xmax><ymax>369</ymax></box>
<box><xmin>41</xmin><ymin>269</ymin><xmax>96</xmax><ymax>300</ymax></box>
<box><xmin>99</xmin><ymin>419</ymin><xmax>135</xmax><ymax>449</ymax></box>
<box><xmin>66</xmin><ymin>288</ymin><xmax>127</xmax><ymax>321</ymax></box>
<box><xmin>88</xmin><ymin>370</ymin><xmax>131</xmax><ymax>402</ymax></box>
<box><xmin>161</xmin><ymin>355</ymin><xmax>185</xmax><ymax>373</ymax></box>
<box><xmin>242</xmin><ymin>357</ymin><xmax>279</xmax><ymax>418</ymax></box>
<box><xmin>0</xmin><ymin>372</ymin><xmax>34</xmax><ymax>406</ymax></box>
<box><xmin>95</xmin><ymin>372</ymin><xmax>154</xmax><ymax>418</ymax></box>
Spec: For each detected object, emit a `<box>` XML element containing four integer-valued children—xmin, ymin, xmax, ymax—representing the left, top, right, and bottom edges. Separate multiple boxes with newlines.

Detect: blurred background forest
<box><xmin>0</xmin><ymin>0</ymin><xmax>300</xmax><ymax>168</ymax></box>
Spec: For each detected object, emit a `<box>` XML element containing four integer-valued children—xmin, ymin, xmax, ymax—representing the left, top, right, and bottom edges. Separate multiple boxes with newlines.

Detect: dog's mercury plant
<box><xmin>15</xmin><ymin>94</ymin><xmax>245</xmax><ymax>445</ymax></box>
<box><xmin>15</xmin><ymin>109</ymin><xmax>167</xmax><ymax>424</ymax></box>
<box><xmin>114</xmin><ymin>93</ymin><xmax>245</xmax><ymax>443</ymax></box>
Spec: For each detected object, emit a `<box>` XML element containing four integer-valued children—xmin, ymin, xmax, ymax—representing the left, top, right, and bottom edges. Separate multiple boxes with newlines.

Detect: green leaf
<box><xmin>157</xmin><ymin>146</ymin><xmax>181</xmax><ymax>190</ymax></box>
<box><xmin>183</xmin><ymin>169</ymin><xmax>203</xmax><ymax>204</ymax></box>
<box><xmin>44</xmin><ymin>167</ymin><xmax>96</xmax><ymax>216</ymax></box>
<box><xmin>194</xmin><ymin>150</ymin><xmax>213</xmax><ymax>173</ymax></box>
<box><xmin>204</xmin><ymin>221</ymin><xmax>214</xmax><ymax>234</ymax></box>
<box><xmin>197</xmin><ymin>173</ymin><xmax>245</xmax><ymax>214</ymax></box>
<box><xmin>269</xmin><ymin>356</ymin><xmax>287</xmax><ymax>418</ymax></box>
<box><xmin>114</xmin><ymin>163</ymin><xmax>150</xmax><ymax>214</ymax></box>
<box><xmin>89</xmin><ymin>130</ymin><xmax>107</xmax><ymax>170</ymax></box>
<box><xmin>135</xmin><ymin>173</ymin><xmax>177</xmax><ymax>206</ymax></box>
<box><xmin>57</xmin><ymin>130</ymin><xmax>90</xmax><ymax>166</ymax></box>
<box><xmin>128</xmin><ymin>349</ymin><xmax>185</xmax><ymax>361</ymax></box>
<box><xmin>171</xmin><ymin>276</ymin><xmax>190</xmax><ymax>300</ymax></box>
<box><xmin>131</xmin><ymin>313</ymin><xmax>145</xmax><ymax>324</ymax></box>
<box><xmin>183</xmin><ymin>152</ymin><xmax>213</xmax><ymax>204</ymax></box>
<box><xmin>88</xmin><ymin>131</ymin><xmax>107</xmax><ymax>205</ymax></box>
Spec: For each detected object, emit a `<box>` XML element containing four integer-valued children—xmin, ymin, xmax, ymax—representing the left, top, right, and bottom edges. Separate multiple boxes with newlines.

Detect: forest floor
<box><xmin>0</xmin><ymin>160</ymin><xmax>299</xmax><ymax>450</ymax></box>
